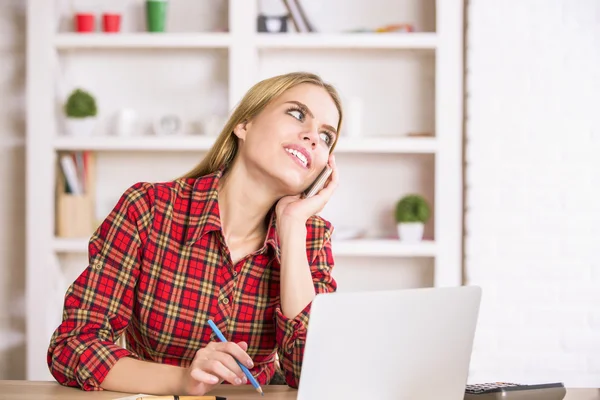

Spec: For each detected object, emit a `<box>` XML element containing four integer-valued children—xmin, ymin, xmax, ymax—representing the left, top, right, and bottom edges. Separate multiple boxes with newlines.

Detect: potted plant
<box><xmin>64</xmin><ymin>88</ymin><xmax>98</xmax><ymax>136</ymax></box>
<box><xmin>394</xmin><ymin>194</ymin><xmax>430</xmax><ymax>242</ymax></box>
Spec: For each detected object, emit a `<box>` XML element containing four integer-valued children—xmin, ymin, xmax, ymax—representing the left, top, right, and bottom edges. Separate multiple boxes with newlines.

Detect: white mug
<box><xmin>114</xmin><ymin>108</ymin><xmax>138</xmax><ymax>136</ymax></box>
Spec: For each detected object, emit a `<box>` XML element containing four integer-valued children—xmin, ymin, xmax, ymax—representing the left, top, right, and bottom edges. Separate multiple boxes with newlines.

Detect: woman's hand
<box><xmin>276</xmin><ymin>154</ymin><xmax>339</xmax><ymax>227</ymax></box>
<box><xmin>180</xmin><ymin>341</ymin><xmax>253</xmax><ymax>395</ymax></box>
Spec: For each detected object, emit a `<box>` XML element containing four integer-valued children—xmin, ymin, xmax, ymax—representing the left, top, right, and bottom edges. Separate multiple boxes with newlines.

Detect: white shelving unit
<box><xmin>26</xmin><ymin>0</ymin><xmax>463</xmax><ymax>380</ymax></box>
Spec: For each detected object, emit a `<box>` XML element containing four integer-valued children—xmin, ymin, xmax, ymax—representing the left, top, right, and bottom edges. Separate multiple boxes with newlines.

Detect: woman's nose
<box><xmin>301</xmin><ymin>122</ymin><xmax>319</xmax><ymax>148</ymax></box>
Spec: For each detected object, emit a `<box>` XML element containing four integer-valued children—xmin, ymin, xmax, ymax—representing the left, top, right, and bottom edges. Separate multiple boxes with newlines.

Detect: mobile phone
<box><xmin>302</xmin><ymin>165</ymin><xmax>333</xmax><ymax>198</ymax></box>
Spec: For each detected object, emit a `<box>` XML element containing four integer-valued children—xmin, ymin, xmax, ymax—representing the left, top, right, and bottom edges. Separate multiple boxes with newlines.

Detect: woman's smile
<box><xmin>283</xmin><ymin>144</ymin><xmax>311</xmax><ymax>169</ymax></box>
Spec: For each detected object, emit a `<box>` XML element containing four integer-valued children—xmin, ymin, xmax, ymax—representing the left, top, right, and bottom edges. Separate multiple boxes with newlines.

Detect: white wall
<box><xmin>465</xmin><ymin>0</ymin><xmax>600</xmax><ymax>388</ymax></box>
<box><xmin>0</xmin><ymin>0</ymin><xmax>26</xmax><ymax>379</ymax></box>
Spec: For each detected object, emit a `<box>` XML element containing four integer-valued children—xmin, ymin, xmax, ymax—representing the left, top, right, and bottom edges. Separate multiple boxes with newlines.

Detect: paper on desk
<box><xmin>113</xmin><ymin>394</ymin><xmax>156</xmax><ymax>400</ymax></box>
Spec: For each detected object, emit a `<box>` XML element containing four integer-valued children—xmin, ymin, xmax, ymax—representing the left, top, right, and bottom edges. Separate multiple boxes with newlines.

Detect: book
<box><xmin>282</xmin><ymin>0</ymin><xmax>315</xmax><ymax>32</ymax></box>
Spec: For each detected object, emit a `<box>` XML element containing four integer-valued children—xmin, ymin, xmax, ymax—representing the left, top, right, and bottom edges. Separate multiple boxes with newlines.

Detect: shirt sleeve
<box><xmin>274</xmin><ymin>218</ymin><xmax>337</xmax><ymax>388</ymax></box>
<box><xmin>47</xmin><ymin>182</ymin><xmax>155</xmax><ymax>391</ymax></box>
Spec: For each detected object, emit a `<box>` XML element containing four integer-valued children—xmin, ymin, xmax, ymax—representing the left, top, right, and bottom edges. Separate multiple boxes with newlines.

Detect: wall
<box><xmin>0</xmin><ymin>0</ymin><xmax>26</xmax><ymax>379</ymax></box>
<box><xmin>465</xmin><ymin>0</ymin><xmax>600</xmax><ymax>387</ymax></box>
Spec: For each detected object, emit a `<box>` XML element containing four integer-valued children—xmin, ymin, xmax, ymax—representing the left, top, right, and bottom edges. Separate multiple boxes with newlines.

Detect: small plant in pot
<box><xmin>395</xmin><ymin>194</ymin><xmax>430</xmax><ymax>242</ymax></box>
<box><xmin>64</xmin><ymin>88</ymin><xmax>98</xmax><ymax>136</ymax></box>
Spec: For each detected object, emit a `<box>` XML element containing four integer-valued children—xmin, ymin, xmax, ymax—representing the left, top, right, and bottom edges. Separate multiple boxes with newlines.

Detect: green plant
<box><xmin>64</xmin><ymin>88</ymin><xmax>97</xmax><ymax>118</ymax></box>
<box><xmin>395</xmin><ymin>194</ymin><xmax>430</xmax><ymax>223</ymax></box>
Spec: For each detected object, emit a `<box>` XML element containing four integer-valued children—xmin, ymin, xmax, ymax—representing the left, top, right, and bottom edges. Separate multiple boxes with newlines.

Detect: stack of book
<box><xmin>56</xmin><ymin>151</ymin><xmax>96</xmax><ymax>238</ymax></box>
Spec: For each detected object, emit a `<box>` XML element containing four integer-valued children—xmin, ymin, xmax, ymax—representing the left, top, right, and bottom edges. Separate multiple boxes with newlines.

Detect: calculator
<box><xmin>464</xmin><ymin>382</ymin><xmax>566</xmax><ymax>400</ymax></box>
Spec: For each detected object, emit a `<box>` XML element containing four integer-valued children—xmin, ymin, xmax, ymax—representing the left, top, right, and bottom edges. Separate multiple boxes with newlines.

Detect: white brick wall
<box><xmin>465</xmin><ymin>0</ymin><xmax>600</xmax><ymax>388</ymax></box>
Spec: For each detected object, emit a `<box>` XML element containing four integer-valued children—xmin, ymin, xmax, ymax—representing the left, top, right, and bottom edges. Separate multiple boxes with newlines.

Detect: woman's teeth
<box><xmin>285</xmin><ymin>148</ymin><xmax>308</xmax><ymax>167</ymax></box>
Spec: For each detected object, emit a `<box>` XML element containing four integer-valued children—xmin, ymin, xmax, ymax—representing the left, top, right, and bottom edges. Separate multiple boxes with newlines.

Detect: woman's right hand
<box><xmin>180</xmin><ymin>341</ymin><xmax>254</xmax><ymax>395</ymax></box>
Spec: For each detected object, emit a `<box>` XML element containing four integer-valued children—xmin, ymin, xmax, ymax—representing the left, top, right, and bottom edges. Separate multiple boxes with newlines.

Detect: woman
<box><xmin>47</xmin><ymin>71</ymin><xmax>342</xmax><ymax>396</ymax></box>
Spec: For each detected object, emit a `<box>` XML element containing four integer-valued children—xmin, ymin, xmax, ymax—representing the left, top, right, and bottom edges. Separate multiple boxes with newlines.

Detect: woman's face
<box><xmin>234</xmin><ymin>83</ymin><xmax>339</xmax><ymax>196</ymax></box>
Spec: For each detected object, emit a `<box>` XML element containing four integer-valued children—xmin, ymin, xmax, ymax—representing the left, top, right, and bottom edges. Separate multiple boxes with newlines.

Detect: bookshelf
<box><xmin>26</xmin><ymin>0</ymin><xmax>464</xmax><ymax>380</ymax></box>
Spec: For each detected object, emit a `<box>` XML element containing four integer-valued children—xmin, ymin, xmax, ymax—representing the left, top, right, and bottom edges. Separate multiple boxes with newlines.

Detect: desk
<box><xmin>0</xmin><ymin>382</ymin><xmax>295</xmax><ymax>400</ymax></box>
<box><xmin>0</xmin><ymin>381</ymin><xmax>599</xmax><ymax>400</ymax></box>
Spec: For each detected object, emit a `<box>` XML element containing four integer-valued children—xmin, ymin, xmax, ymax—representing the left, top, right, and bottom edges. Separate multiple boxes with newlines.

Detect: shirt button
<box><xmin>222</xmin><ymin>298</ymin><xmax>230</xmax><ymax>305</ymax></box>
<box><xmin>232</xmin><ymin>271</ymin><xmax>238</xmax><ymax>277</ymax></box>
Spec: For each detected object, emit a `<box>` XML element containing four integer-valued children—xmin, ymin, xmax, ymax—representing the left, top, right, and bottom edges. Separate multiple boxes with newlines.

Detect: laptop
<box><xmin>297</xmin><ymin>285</ymin><xmax>482</xmax><ymax>400</ymax></box>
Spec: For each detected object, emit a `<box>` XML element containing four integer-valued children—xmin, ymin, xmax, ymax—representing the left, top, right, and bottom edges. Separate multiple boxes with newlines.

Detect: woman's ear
<box><xmin>233</xmin><ymin>120</ymin><xmax>250</xmax><ymax>140</ymax></box>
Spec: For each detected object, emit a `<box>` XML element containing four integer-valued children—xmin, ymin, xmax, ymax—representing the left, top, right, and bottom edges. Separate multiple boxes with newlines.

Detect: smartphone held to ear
<box><xmin>302</xmin><ymin>166</ymin><xmax>333</xmax><ymax>199</ymax></box>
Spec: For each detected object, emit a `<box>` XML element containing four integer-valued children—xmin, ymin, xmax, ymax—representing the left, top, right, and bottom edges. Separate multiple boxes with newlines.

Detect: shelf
<box><xmin>333</xmin><ymin>239</ymin><xmax>436</xmax><ymax>257</ymax></box>
<box><xmin>53</xmin><ymin>32</ymin><xmax>436</xmax><ymax>50</ymax></box>
<box><xmin>53</xmin><ymin>136</ymin><xmax>437</xmax><ymax>154</ymax></box>
<box><xmin>53</xmin><ymin>238</ymin><xmax>89</xmax><ymax>253</ymax></box>
<box><xmin>255</xmin><ymin>32</ymin><xmax>437</xmax><ymax>50</ymax></box>
<box><xmin>336</xmin><ymin>136</ymin><xmax>436</xmax><ymax>153</ymax></box>
<box><xmin>53</xmin><ymin>237</ymin><xmax>436</xmax><ymax>258</ymax></box>
<box><xmin>53</xmin><ymin>135</ymin><xmax>217</xmax><ymax>151</ymax></box>
<box><xmin>54</xmin><ymin>33</ymin><xmax>231</xmax><ymax>49</ymax></box>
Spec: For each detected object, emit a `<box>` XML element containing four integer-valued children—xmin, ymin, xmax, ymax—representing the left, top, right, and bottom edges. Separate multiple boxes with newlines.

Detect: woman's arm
<box><xmin>103</xmin><ymin>341</ymin><xmax>254</xmax><ymax>395</ymax></box>
<box><xmin>47</xmin><ymin>182</ymin><xmax>155</xmax><ymax>391</ymax></box>
<box><xmin>49</xmin><ymin>181</ymin><xmax>256</xmax><ymax>395</ymax></box>
<box><xmin>102</xmin><ymin>358</ymin><xmax>185</xmax><ymax>394</ymax></box>
<box><xmin>278</xmin><ymin>221</ymin><xmax>317</xmax><ymax>318</ymax></box>
<box><xmin>274</xmin><ymin>216</ymin><xmax>337</xmax><ymax>388</ymax></box>
<box><xmin>273</xmin><ymin>154</ymin><xmax>338</xmax><ymax>387</ymax></box>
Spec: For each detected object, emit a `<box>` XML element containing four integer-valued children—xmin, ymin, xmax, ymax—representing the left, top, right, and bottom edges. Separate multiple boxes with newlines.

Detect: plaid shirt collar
<box><xmin>184</xmin><ymin>165</ymin><xmax>281</xmax><ymax>262</ymax></box>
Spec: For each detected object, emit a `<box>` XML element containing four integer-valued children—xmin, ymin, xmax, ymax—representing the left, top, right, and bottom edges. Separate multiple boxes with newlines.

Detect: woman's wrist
<box><xmin>174</xmin><ymin>365</ymin><xmax>188</xmax><ymax>395</ymax></box>
<box><xmin>101</xmin><ymin>357</ymin><xmax>189</xmax><ymax>395</ymax></box>
<box><xmin>277</xmin><ymin>217</ymin><xmax>306</xmax><ymax>246</ymax></box>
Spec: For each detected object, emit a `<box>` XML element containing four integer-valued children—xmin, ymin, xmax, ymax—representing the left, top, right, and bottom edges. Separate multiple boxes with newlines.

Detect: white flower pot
<box><xmin>65</xmin><ymin>117</ymin><xmax>97</xmax><ymax>136</ymax></box>
<box><xmin>397</xmin><ymin>222</ymin><xmax>424</xmax><ymax>242</ymax></box>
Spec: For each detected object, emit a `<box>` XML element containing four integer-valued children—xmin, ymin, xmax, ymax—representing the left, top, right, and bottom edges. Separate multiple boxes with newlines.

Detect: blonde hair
<box><xmin>181</xmin><ymin>71</ymin><xmax>343</xmax><ymax>179</ymax></box>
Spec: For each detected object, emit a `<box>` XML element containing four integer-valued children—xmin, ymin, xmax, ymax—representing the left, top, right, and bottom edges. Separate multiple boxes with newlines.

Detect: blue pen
<box><xmin>207</xmin><ymin>319</ymin><xmax>264</xmax><ymax>396</ymax></box>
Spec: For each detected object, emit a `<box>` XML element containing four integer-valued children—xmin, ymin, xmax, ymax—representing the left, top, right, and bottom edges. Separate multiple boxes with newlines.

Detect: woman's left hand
<box><xmin>276</xmin><ymin>154</ymin><xmax>339</xmax><ymax>227</ymax></box>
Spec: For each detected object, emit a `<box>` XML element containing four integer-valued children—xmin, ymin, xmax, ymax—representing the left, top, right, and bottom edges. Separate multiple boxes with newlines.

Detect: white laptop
<box><xmin>297</xmin><ymin>285</ymin><xmax>482</xmax><ymax>400</ymax></box>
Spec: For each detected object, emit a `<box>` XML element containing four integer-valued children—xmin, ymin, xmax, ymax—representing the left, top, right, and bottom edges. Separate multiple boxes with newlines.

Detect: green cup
<box><xmin>146</xmin><ymin>0</ymin><xmax>168</xmax><ymax>32</ymax></box>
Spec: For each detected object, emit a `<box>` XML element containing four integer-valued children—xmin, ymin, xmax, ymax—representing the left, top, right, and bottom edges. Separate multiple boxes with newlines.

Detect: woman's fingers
<box><xmin>211</xmin><ymin>341</ymin><xmax>254</xmax><ymax>369</ymax></box>
<box><xmin>196</xmin><ymin>341</ymin><xmax>253</xmax><ymax>386</ymax></box>
<box><xmin>194</xmin><ymin>358</ymin><xmax>242</xmax><ymax>386</ymax></box>
<box><xmin>209</xmin><ymin>350</ymin><xmax>248</xmax><ymax>383</ymax></box>
<box><xmin>190</xmin><ymin>367</ymin><xmax>220</xmax><ymax>385</ymax></box>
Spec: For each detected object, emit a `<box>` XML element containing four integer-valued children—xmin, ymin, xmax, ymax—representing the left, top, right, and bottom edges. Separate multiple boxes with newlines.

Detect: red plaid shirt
<box><xmin>47</xmin><ymin>167</ymin><xmax>337</xmax><ymax>391</ymax></box>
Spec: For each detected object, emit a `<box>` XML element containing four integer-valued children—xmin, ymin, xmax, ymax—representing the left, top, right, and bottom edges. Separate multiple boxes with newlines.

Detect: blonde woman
<box><xmin>47</xmin><ymin>71</ymin><xmax>342</xmax><ymax>396</ymax></box>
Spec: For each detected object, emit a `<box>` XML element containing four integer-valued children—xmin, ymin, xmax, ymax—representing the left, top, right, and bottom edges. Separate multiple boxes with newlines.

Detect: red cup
<box><xmin>75</xmin><ymin>13</ymin><xmax>95</xmax><ymax>33</ymax></box>
<box><xmin>102</xmin><ymin>13</ymin><xmax>121</xmax><ymax>33</ymax></box>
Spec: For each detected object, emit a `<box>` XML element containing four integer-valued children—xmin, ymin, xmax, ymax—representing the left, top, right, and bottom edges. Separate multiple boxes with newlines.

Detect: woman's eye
<box><xmin>319</xmin><ymin>132</ymin><xmax>331</xmax><ymax>145</ymax></box>
<box><xmin>288</xmin><ymin>109</ymin><xmax>304</xmax><ymax>121</ymax></box>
